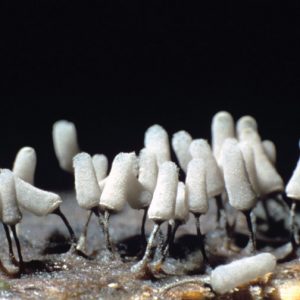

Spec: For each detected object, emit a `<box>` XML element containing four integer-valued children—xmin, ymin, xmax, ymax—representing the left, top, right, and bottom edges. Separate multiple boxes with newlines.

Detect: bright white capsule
<box><xmin>126</xmin><ymin>175</ymin><xmax>145</xmax><ymax>210</ymax></box>
<box><xmin>15</xmin><ymin>178</ymin><xmax>62</xmax><ymax>217</ymax></box>
<box><xmin>52</xmin><ymin>120</ymin><xmax>80</xmax><ymax>172</ymax></box>
<box><xmin>262</xmin><ymin>140</ymin><xmax>276</xmax><ymax>165</ymax></box>
<box><xmin>189</xmin><ymin>139</ymin><xmax>224</xmax><ymax>198</ymax></box>
<box><xmin>210</xmin><ymin>253</ymin><xmax>276</xmax><ymax>294</ymax></box>
<box><xmin>286</xmin><ymin>156</ymin><xmax>300</xmax><ymax>200</ymax></box>
<box><xmin>174</xmin><ymin>182</ymin><xmax>189</xmax><ymax>223</ymax></box>
<box><xmin>73</xmin><ymin>152</ymin><xmax>102</xmax><ymax>210</ymax></box>
<box><xmin>0</xmin><ymin>169</ymin><xmax>22</xmax><ymax>225</ymax></box>
<box><xmin>171</xmin><ymin>130</ymin><xmax>192</xmax><ymax>172</ymax></box>
<box><xmin>92</xmin><ymin>154</ymin><xmax>108</xmax><ymax>182</ymax></box>
<box><xmin>127</xmin><ymin>148</ymin><xmax>158</xmax><ymax>210</ymax></box>
<box><xmin>221</xmin><ymin>139</ymin><xmax>256</xmax><ymax>211</ymax></box>
<box><xmin>239</xmin><ymin>141</ymin><xmax>260</xmax><ymax>195</ymax></box>
<box><xmin>148</xmin><ymin>161</ymin><xmax>179</xmax><ymax>222</ymax></box>
<box><xmin>211</xmin><ymin>111</ymin><xmax>235</xmax><ymax>164</ymax></box>
<box><xmin>138</xmin><ymin>148</ymin><xmax>158</xmax><ymax>194</ymax></box>
<box><xmin>100</xmin><ymin>152</ymin><xmax>137</xmax><ymax>213</ymax></box>
<box><xmin>239</xmin><ymin>128</ymin><xmax>283</xmax><ymax>196</ymax></box>
<box><xmin>13</xmin><ymin>146</ymin><xmax>37</xmax><ymax>185</ymax></box>
<box><xmin>185</xmin><ymin>159</ymin><xmax>208</xmax><ymax>215</ymax></box>
<box><xmin>236</xmin><ymin>115</ymin><xmax>258</xmax><ymax>139</ymax></box>
<box><xmin>99</xmin><ymin>177</ymin><xmax>107</xmax><ymax>190</ymax></box>
<box><xmin>144</xmin><ymin>124</ymin><xmax>171</xmax><ymax>166</ymax></box>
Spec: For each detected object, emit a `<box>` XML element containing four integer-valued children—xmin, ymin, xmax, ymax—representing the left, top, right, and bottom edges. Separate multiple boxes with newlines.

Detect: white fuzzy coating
<box><xmin>100</xmin><ymin>152</ymin><xmax>137</xmax><ymax>212</ymax></box>
<box><xmin>127</xmin><ymin>148</ymin><xmax>158</xmax><ymax>209</ymax></box>
<box><xmin>189</xmin><ymin>139</ymin><xmax>224</xmax><ymax>198</ymax></box>
<box><xmin>15</xmin><ymin>178</ymin><xmax>62</xmax><ymax>216</ymax></box>
<box><xmin>98</xmin><ymin>177</ymin><xmax>107</xmax><ymax>190</ymax></box>
<box><xmin>52</xmin><ymin>120</ymin><xmax>80</xmax><ymax>172</ymax></box>
<box><xmin>144</xmin><ymin>124</ymin><xmax>171</xmax><ymax>166</ymax></box>
<box><xmin>239</xmin><ymin>141</ymin><xmax>260</xmax><ymax>195</ymax></box>
<box><xmin>211</xmin><ymin>111</ymin><xmax>235</xmax><ymax>164</ymax></box>
<box><xmin>174</xmin><ymin>182</ymin><xmax>189</xmax><ymax>222</ymax></box>
<box><xmin>0</xmin><ymin>169</ymin><xmax>22</xmax><ymax>225</ymax></box>
<box><xmin>221</xmin><ymin>139</ymin><xmax>256</xmax><ymax>211</ymax></box>
<box><xmin>240</xmin><ymin>128</ymin><xmax>283</xmax><ymax>195</ymax></box>
<box><xmin>126</xmin><ymin>174</ymin><xmax>146</xmax><ymax>210</ymax></box>
<box><xmin>148</xmin><ymin>161</ymin><xmax>179</xmax><ymax>222</ymax></box>
<box><xmin>210</xmin><ymin>253</ymin><xmax>276</xmax><ymax>294</ymax></box>
<box><xmin>13</xmin><ymin>146</ymin><xmax>37</xmax><ymax>185</ymax></box>
<box><xmin>236</xmin><ymin>115</ymin><xmax>258</xmax><ymax>138</ymax></box>
<box><xmin>92</xmin><ymin>154</ymin><xmax>108</xmax><ymax>182</ymax></box>
<box><xmin>73</xmin><ymin>152</ymin><xmax>102</xmax><ymax>209</ymax></box>
<box><xmin>138</xmin><ymin>148</ymin><xmax>158</xmax><ymax>193</ymax></box>
<box><xmin>185</xmin><ymin>159</ymin><xmax>208</xmax><ymax>214</ymax></box>
<box><xmin>171</xmin><ymin>130</ymin><xmax>192</xmax><ymax>172</ymax></box>
<box><xmin>262</xmin><ymin>140</ymin><xmax>276</xmax><ymax>165</ymax></box>
<box><xmin>286</xmin><ymin>156</ymin><xmax>300</xmax><ymax>200</ymax></box>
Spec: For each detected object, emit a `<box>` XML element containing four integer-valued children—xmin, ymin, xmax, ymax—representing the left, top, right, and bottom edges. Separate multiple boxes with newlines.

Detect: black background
<box><xmin>1</xmin><ymin>1</ymin><xmax>300</xmax><ymax>190</ymax></box>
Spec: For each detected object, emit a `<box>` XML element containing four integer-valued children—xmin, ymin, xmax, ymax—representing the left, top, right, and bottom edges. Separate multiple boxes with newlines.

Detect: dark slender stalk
<box><xmin>10</xmin><ymin>225</ymin><xmax>23</xmax><ymax>268</ymax></box>
<box><xmin>215</xmin><ymin>194</ymin><xmax>223</xmax><ymax>225</ymax></box>
<box><xmin>76</xmin><ymin>210</ymin><xmax>93</xmax><ymax>253</ymax></box>
<box><xmin>193</xmin><ymin>213</ymin><xmax>207</xmax><ymax>261</ymax></box>
<box><xmin>245</xmin><ymin>210</ymin><xmax>256</xmax><ymax>253</ymax></box>
<box><xmin>290</xmin><ymin>200</ymin><xmax>298</xmax><ymax>252</ymax></box>
<box><xmin>102</xmin><ymin>210</ymin><xmax>113</xmax><ymax>253</ymax></box>
<box><xmin>158</xmin><ymin>222</ymin><xmax>173</xmax><ymax>263</ymax></box>
<box><xmin>53</xmin><ymin>208</ymin><xmax>77</xmax><ymax>244</ymax></box>
<box><xmin>131</xmin><ymin>223</ymin><xmax>160</xmax><ymax>273</ymax></box>
<box><xmin>216</xmin><ymin>194</ymin><xmax>233</xmax><ymax>240</ymax></box>
<box><xmin>141</xmin><ymin>207</ymin><xmax>148</xmax><ymax>241</ymax></box>
<box><xmin>83</xmin><ymin>210</ymin><xmax>93</xmax><ymax>238</ymax></box>
<box><xmin>169</xmin><ymin>220</ymin><xmax>180</xmax><ymax>249</ymax></box>
<box><xmin>275</xmin><ymin>193</ymin><xmax>290</xmax><ymax>213</ymax></box>
<box><xmin>156</xmin><ymin>228</ymin><xmax>165</xmax><ymax>256</ymax></box>
<box><xmin>3</xmin><ymin>224</ymin><xmax>16</xmax><ymax>264</ymax></box>
<box><xmin>261</xmin><ymin>197</ymin><xmax>273</xmax><ymax>227</ymax></box>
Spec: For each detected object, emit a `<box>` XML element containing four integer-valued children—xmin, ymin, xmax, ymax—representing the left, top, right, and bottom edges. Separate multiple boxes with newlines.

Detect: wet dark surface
<box><xmin>0</xmin><ymin>192</ymin><xmax>299</xmax><ymax>299</ymax></box>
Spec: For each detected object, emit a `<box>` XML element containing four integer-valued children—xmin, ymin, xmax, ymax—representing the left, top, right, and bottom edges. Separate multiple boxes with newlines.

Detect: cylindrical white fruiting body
<box><xmin>138</xmin><ymin>148</ymin><xmax>158</xmax><ymax>194</ymax></box>
<box><xmin>286</xmin><ymin>156</ymin><xmax>300</xmax><ymax>200</ymax></box>
<box><xmin>236</xmin><ymin>115</ymin><xmax>258</xmax><ymax>139</ymax></box>
<box><xmin>127</xmin><ymin>148</ymin><xmax>158</xmax><ymax>209</ymax></box>
<box><xmin>171</xmin><ymin>130</ymin><xmax>192</xmax><ymax>173</ymax></box>
<box><xmin>99</xmin><ymin>177</ymin><xmax>107</xmax><ymax>190</ymax></box>
<box><xmin>0</xmin><ymin>169</ymin><xmax>22</xmax><ymax>225</ymax></box>
<box><xmin>211</xmin><ymin>111</ymin><xmax>235</xmax><ymax>164</ymax></box>
<box><xmin>185</xmin><ymin>159</ymin><xmax>208</xmax><ymax>215</ymax></box>
<box><xmin>52</xmin><ymin>120</ymin><xmax>80</xmax><ymax>172</ymax></box>
<box><xmin>189</xmin><ymin>139</ymin><xmax>224</xmax><ymax>198</ymax></box>
<box><xmin>15</xmin><ymin>178</ymin><xmax>62</xmax><ymax>216</ymax></box>
<box><xmin>262</xmin><ymin>140</ymin><xmax>276</xmax><ymax>165</ymax></box>
<box><xmin>221</xmin><ymin>138</ymin><xmax>256</xmax><ymax>211</ymax></box>
<box><xmin>148</xmin><ymin>161</ymin><xmax>179</xmax><ymax>222</ymax></box>
<box><xmin>174</xmin><ymin>182</ymin><xmax>189</xmax><ymax>223</ymax></box>
<box><xmin>13</xmin><ymin>146</ymin><xmax>37</xmax><ymax>185</ymax></box>
<box><xmin>73</xmin><ymin>152</ymin><xmax>102</xmax><ymax>209</ymax></box>
<box><xmin>92</xmin><ymin>154</ymin><xmax>108</xmax><ymax>182</ymax></box>
<box><xmin>210</xmin><ymin>253</ymin><xmax>276</xmax><ymax>294</ymax></box>
<box><xmin>239</xmin><ymin>128</ymin><xmax>283</xmax><ymax>195</ymax></box>
<box><xmin>100</xmin><ymin>152</ymin><xmax>137</xmax><ymax>213</ymax></box>
<box><xmin>126</xmin><ymin>174</ymin><xmax>146</xmax><ymax>210</ymax></box>
<box><xmin>239</xmin><ymin>141</ymin><xmax>260</xmax><ymax>195</ymax></box>
<box><xmin>144</xmin><ymin>124</ymin><xmax>171</xmax><ymax>166</ymax></box>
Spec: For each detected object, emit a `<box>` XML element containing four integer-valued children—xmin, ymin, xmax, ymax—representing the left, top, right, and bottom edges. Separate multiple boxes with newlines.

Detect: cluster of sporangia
<box><xmin>1</xmin><ymin>111</ymin><xmax>300</xmax><ymax>294</ymax></box>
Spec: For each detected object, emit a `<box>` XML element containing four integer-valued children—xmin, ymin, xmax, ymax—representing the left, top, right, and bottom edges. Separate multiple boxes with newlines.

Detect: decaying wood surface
<box><xmin>0</xmin><ymin>192</ymin><xmax>299</xmax><ymax>299</ymax></box>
